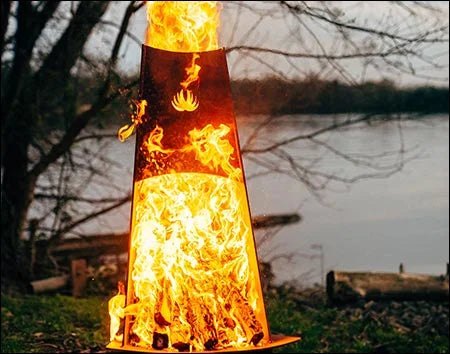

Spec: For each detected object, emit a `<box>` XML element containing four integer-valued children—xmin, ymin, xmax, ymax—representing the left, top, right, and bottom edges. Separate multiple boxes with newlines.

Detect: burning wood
<box><xmin>172</xmin><ymin>342</ymin><xmax>190</xmax><ymax>352</ymax></box>
<box><xmin>152</xmin><ymin>332</ymin><xmax>168</xmax><ymax>350</ymax></box>
<box><xmin>154</xmin><ymin>312</ymin><xmax>171</xmax><ymax>327</ymax></box>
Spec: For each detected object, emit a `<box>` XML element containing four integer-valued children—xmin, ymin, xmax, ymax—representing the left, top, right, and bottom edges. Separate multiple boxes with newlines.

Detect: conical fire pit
<box><xmin>107</xmin><ymin>2</ymin><xmax>300</xmax><ymax>352</ymax></box>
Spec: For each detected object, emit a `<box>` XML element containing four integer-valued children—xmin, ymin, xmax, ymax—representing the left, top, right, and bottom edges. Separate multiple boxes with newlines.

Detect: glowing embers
<box><xmin>126</xmin><ymin>172</ymin><xmax>266</xmax><ymax>351</ymax></box>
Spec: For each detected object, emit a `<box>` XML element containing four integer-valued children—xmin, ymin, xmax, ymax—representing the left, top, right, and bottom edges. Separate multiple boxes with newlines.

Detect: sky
<box><xmin>92</xmin><ymin>1</ymin><xmax>450</xmax><ymax>87</ymax></box>
<box><xmin>3</xmin><ymin>1</ymin><xmax>448</xmax><ymax>86</ymax></box>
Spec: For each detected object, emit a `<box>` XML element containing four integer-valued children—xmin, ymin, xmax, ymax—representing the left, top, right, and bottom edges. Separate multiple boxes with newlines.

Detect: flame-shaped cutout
<box><xmin>118</xmin><ymin>123</ymin><xmax>136</xmax><ymax>142</ymax></box>
<box><xmin>117</xmin><ymin>100</ymin><xmax>148</xmax><ymax>142</ymax></box>
<box><xmin>171</xmin><ymin>89</ymin><xmax>199</xmax><ymax>112</ymax></box>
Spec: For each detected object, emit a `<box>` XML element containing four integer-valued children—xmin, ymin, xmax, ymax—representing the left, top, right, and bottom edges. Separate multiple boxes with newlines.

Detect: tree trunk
<box><xmin>0</xmin><ymin>1</ymin><xmax>11</xmax><ymax>55</ymax></box>
<box><xmin>1</xmin><ymin>104</ymin><xmax>36</xmax><ymax>292</ymax></box>
<box><xmin>1</xmin><ymin>1</ymin><xmax>109</xmax><ymax>293</ymax></box>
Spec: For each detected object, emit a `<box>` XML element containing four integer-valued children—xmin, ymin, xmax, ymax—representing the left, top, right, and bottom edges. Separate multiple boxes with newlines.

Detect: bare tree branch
<box><xmin>1</xmin><ymin>1</ymin><xmax>61</xmax><ymax>127</ymax></box>
<box><xmin>281</xmin><ymin>1</ymin><xmax>448</xmax><ymax>43</ymax></box>
<box><xmin>49</xmin><ymin>195</ymin><xmax>131</xmax><ymax>242</ymax></box>
<box><xmin>28</xmin><ymin>78</ymin><xmax>138</xmax><ymax>179</ymax></box>
<box><xmin>226</xmin><ymin>44</ymin><xmax>415</xmax><ymax>59</ymax></box>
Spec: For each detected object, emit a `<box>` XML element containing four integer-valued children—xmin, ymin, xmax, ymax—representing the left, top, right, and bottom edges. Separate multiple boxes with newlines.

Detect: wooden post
<box><xmin>28</xmin><ymin>219</ymin><xmax>39</xmax><ymax>279</ymax></box>
<box><xmin>71</xmin><ymin>259</ymin><xmax>87</xmax><ymax>298</ymax></box>
<box><xmin>326</xmin><ymin>271</ymin><xmax>336</xmax><ymax>303</ymax></box>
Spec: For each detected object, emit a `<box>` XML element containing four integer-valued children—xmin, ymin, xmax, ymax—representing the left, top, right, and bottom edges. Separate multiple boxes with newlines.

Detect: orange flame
<box><xmin>180</xmin><ymin>54</ymin><xmax>201</xmax><ymax>90</ymax></box>
<box><xmin>119</xmin><ymin>2</ymin><xmax>220</xmax><ymax>139</ymax></box>
<box><xmin>124</xmin><ymin>124</ymin><xmax>267</xmax><ymax>351</ymax></box>
<box><xmin>111</xmin><ymin>1</ymin><xmax>269</xmax><ymax>351</ymax></box>
<box><xmin>108</xmin><ymin>281</ymin><xmax>126</xmax><ymax>342</ymax></box>
<box><xmin>145</xmin><ymin>2</ymin><xmax>220</xmax><ymax>52</ymax></box>
<box><xmin>146</xmin><ymin>2</ymin><xmax>220</xmax><ymax>113</ymax></box>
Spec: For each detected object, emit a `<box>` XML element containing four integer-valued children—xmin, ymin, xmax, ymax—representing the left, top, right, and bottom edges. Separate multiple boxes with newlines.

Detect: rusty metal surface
<box><xmin>120</xmin><ymin>45</ymin><xmax>283</xmax><ymax>352</ymax></box>
<box><xmin>134</xmin><ymin>45</ymin><xmax>241</xmax><ymax>182</ymax></box>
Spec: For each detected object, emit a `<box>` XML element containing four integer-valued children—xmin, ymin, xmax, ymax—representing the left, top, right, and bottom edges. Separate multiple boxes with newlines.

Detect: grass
<box><xmin>267</xmin><ymin>292</ymin><xmax>449</xmax><ymax>353</ymax></box>
<box><xmin>1</xmin><ymin>294</ymin><xmax>109</xmax><ymax>353</ymax></box>
<box><xmin>1</xmin><ymin>291</ymin><xmax>448</xmax><ymax>353</ymax></box>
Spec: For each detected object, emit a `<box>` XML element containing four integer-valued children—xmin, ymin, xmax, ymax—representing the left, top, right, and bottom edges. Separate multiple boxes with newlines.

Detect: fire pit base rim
<box><xmin>106</xmin><ymin>334</ymin><xmax>300</xmax><ymax>353</ymax></box>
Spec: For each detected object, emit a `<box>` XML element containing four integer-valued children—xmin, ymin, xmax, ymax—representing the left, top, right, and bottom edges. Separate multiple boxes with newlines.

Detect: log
<box><xmin>327</xmin><ymin>270</ymin><xmax>449</xmax><ymax>304</ymax></box>
<box><xmin>29</xmin><ymin>274</ymin><xmax>70</xmax><ymax>294</ymax></box>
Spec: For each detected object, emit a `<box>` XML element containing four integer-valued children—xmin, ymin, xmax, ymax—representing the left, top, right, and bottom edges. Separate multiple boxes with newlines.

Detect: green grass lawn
<box><xmin>1</xmin><ymin>292</ymin><xmax>448</xmax><ymax>353</ymax></box>
<box><xmin>1</xmin><ymin>294</ymin><xmax>109</xmax><ymax>353</ymax></box>
<box><xmin>266</xmin><ymin>294</ymin><xmax>449</xmax><ymax>353</ymax></box>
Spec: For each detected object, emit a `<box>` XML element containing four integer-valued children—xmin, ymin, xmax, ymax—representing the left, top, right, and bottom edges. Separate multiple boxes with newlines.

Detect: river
<box><xmin>65</xmin><ymin>114</ymin><xmax>449</xmax><ymax>286</ymax></box>
<box><xmin>237</xmin><ymin>114</ymin><xmax>449</xmax><ymax>285</ymax></box>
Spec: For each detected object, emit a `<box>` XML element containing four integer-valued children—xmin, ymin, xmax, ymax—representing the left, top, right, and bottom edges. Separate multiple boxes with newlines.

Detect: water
<box><xmin>237</xmin><ymin>114</ymin><xmax>449</xmax><ymax>285</ymax></box>
<box><xmin>66</xmin><ymin>114</ymin><xmax>449</xmax><ymax>285</ymax></box>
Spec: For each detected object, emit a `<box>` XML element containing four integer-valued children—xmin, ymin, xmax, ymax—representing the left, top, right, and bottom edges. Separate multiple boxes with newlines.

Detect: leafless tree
<box><xmin>1</xmin><ymin>1</ymin><xmax>448</xmax><ymax>291</ymax></box>
<box><xmin>1</xmin><ymin>1</ymin><xmax>144</xmax><ymax>291</ymax></box>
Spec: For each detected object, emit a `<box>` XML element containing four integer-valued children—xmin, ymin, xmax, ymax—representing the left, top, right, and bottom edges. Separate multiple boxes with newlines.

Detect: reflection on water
<box><xmin>71</xmin><ymin>114</ymin><xmax>450</xmax><ymax>285</ymax></box>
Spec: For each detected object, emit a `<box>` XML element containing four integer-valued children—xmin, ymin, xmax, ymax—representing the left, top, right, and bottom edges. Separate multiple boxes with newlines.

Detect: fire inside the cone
<box><xmin>108</xmin><ymin>2</ymin><xmax>300</xmax><ymax>352</ymax></box>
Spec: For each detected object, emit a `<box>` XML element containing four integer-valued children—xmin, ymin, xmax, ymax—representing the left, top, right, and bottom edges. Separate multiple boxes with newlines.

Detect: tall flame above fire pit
<box><xmin>108</xmin><ymin>2</ymin><xmax>300</xmax><ymax>352</ymax></box>
<box><xmin>145</xmin><ymin>1</ymin><xmax>219</xmax><ymax>52</ymax></box>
